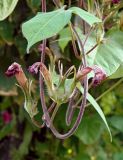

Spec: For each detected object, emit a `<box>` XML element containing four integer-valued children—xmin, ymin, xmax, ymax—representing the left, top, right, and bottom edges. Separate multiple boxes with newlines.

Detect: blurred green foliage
<box><xmin>0</xmin><ymin>0</ymin><xmax>123</xmax><ymax>160</ymax></box>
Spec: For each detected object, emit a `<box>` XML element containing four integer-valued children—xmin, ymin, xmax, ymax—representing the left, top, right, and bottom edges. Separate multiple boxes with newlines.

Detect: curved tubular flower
<box><xmin>5</xmin><ymin>62</ymin><xmax>27</xmax><ymax>88</ymax></box>
<box><xmin>5</xmin><ymin>62</ymin><xmax>38</xmax><ymax>119</ymax></box>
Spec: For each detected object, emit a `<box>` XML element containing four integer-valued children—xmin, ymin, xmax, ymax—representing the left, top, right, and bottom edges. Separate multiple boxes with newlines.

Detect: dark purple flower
<box><xmin>2</xmin><ymin>111</ymin><xmax>12</xmax><ymax>124</ymax></box>
<box><xmin>92</xmin><ymin>65</ymin><xmax>106</xmax><ymax>86</ymax></box>
<box><xmin>28</xmin><ymin>62</ymin><xmax>41</xmax><ymax>74</ymax></box>
<box><xmin>5</xmin><ymin>62</ymin><xmax>21</xmax><ymax>77</ymax></box>
<box><xmin>112</xmin><ymin>0</ymin><xmax>120</xmax><ymax>4</ymax></box>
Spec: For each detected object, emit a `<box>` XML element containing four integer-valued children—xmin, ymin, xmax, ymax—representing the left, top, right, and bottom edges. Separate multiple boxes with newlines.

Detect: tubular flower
<box><xmin>5</xmin><ymin>62</ymin><xmax>38</xmax><ymax>118</ymax></box>
<box><xmin>5</xmin><ymin>62</ymin><xmax>27</xmax><ymax>88</ymax></box>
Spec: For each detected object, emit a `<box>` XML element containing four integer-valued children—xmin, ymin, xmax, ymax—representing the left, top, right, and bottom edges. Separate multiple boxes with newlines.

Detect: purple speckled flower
<box><xmin>5</xmin><ymin>62</ymin><xmax>21</xmax><ymax>77</ymax></box>
<box><xmin>92</xmin><ymin>65</ymin><xmax>106</xmax><ymax>86</ymax></box>
<box><xmin>28</xmin><ymin>62</ymin><xmax>41</xmax><ymax>74</ymax></box>
<box><xmin>112</xmin><ymin>0</ymin><xmax>120</xmax><ymax>4</ymax></box>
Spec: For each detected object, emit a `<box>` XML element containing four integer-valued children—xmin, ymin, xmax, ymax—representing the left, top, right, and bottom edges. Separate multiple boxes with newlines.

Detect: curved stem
<box><xmin>39</xmin><ymin>0</ymin><xmax>88</xmax><ymax>139</ymax></box>
<box><xmin>49</xmin><ymin>25</ymin><xmax>88</xmax><ymax>139</ymax></box>
<box><xmin>86</xmin><ymin>43</ymin><xmax>98</xmax><ymax>55</ymax></box>
<box><xmin>48</xmin><ymin>103</ymin><xmax>60</xmax><ymax>127</ymax></box>
<box><xmin>66</xmin><ymin>88</ymin><xmax>78</xmax><ymax>126</ymax></box>
<box><xmin>75</xmin><ymin>78</ymin><xmax>123</xmax><ymax>109</ymax></box>
<box><xmin>83</xmin><ymin>27</ymin><xmax>93</xmax><ymax>46</ymax></box>
<box><xmin>49</xmin><ymin>77</ymin><xmax>88</xmax><ymax>139</ymax></box>
<box><xmin>93</xmin><ymin>78</ymin><xmax>123</xmax><ymax>103</ymax></box>
<box><xmin>69</xmin><ymin>23</ymin><xmax>82</xmax><ymax>60</ymax></box>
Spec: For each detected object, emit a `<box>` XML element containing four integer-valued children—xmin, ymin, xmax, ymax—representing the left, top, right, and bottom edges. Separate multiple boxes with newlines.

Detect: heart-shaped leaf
<box><xmin>22</xmin><ymin>7</ymin><xmax>72</xmax><ymax>52</ymax></box>
<box><xmin>0</xmin><ymin>0</ymin><xmax>18</xmax><ymax>21</ymax></box>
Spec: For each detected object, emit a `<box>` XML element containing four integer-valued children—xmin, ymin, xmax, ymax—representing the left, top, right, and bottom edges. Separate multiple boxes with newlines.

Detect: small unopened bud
<box><xmin>2</xmin><ymin>111</ymin><xmax>12</xmax><ymax>124</ymax></box>
<box><xmin>5</xmin><ymin>62</ymin><xmax>27</xmax><ymax>88</ymax></box>
<box><xmin>112</xmin><ymin>0</ymin><xmax>120</xmax><ymax>4</ymax></box>
<box><xmin>76</xmin><ymin>67</ymin><xmax>92</xmax><ymax>81</ymax></box>
<box><xmin>28</xmin><ymin>62</ymin><xmax>41</xmax><ymax>74</ymax></box>
<box><xmin>92</xmin><ymin>65</ymin><xmax>106</xmax><ymax>86</ymax></box>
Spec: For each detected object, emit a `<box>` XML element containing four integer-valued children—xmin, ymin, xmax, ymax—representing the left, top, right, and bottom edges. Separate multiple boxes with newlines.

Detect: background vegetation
<box><xmin>0</xmin><ymin>0</ymin><xmax>123</xmax><ymax>160</ymax></box>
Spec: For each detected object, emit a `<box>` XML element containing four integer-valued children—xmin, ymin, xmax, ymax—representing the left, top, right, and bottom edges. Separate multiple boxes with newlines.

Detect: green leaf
<box><xmin>94</xmin><ymin>30</ymin><xmax>123</xmax><ymax>77</ymax></box>
<box><xmin>77</xmin><ymin>83</ymin><xmax>112</xmax><ymax>141</ymax></box>
<box><xmin>58</xmin><ymin>27</ymin><xmax>72</xmax><ymax>52</ymax></box>
<box><xmin>0</xmin><ymin>117</ymin><xmax>16</xmax><ymax>140</ymax></box>
<box><xmin>0</xmin><ymin>0</ymin><xmax>18</xmax><ymax>21</ymax></box>
<box><xmin>0</xmin><ymin>20</ymin><xmax>13</xmax><ymax>44</ymax></box>
<box><xmin>109</xmin><ymin>116</ymin><xmax>123</xmax><ymax>132</ymax></box>
<box><xmin>113</xmin><ymin>153</ymin><xmax>123</xmax><ymax>160</ymax></box>
<box><xmin>22</xmin><ymin>8</ymin><xmax>72</xmax><ymax>52</ymax></box>
<box><xmin>110</xmin><ymin>63</ymin><xmax>123</xmax><ymax>79</ymax></box>
<box><xmin>76</xmin><ymin>153</ymin><xmax>91</xmax><ymax>160</ymax></box>
<box><xmin>26</xmin><ymin>0</ymin><xmax>40</xmax><ymax>12</ymax></box>
<box><xmin>69</xmin><ymin>7</ymin><xmax>102</xmax><ymax>26</ymax></box>
<box><xmin>75</xmin><ymin>115</ymin><xmax>104</xmax><ymax>144</ymax></box>
<box><xmin>14</xmin><ymin>35</ymin><xmax>27</xmax><ymax>55</ymax></box>
<box><xmin>11</xmin><ymin>123</ymin><xmax>33</xmax><ymax>160</ymax></box>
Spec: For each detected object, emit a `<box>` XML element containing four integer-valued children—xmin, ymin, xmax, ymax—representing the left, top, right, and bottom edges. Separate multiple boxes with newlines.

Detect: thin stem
<box><xmin>75</xmin><ymin>78</ymin><xmax>123</xmax><ymax>109</ymax></box>
<box><xmin>103</xmin><ymin>3</ymin><xmax>123</xmax><ymax>24</ymax></box>
<box><xmin>71</xmin><ymin>24</ymin><xmax>86</xmax><ymax>66</ymax></box>
<box><xmin>66</xmin><ymin>88</ymin><xmax>78</xmax><ymax>126</ymax></box>
<box><xmin>94</xmin><ymin>78</ymin><xmax>123</xmax><ymax>102</ymax></box>
<box><xmin>69</xmin><ymin>23</ymin><xmax>82</xmax><ymax>60</ymax></box>
<box><xmin>40</xmin><ymin>0</ymin><xmax>51</xmax><ymax>127</ymax></box>
<box><xmin>42</xmin><ymin>102</ymin><xmax>56</xmax><ymax>120</ymax></box>
<box><xmin>31</xmin><ymin>117</ymin><xmax>43</xmax><ymax>128</ymax></box>
<box><xmin>48</xmin><ymin>103</ymin><xmax>60</xmax><ymax>127</ymax></box>
<box><xmin>32</xmin><ymin>102</ymin><xmax>56</xmax><ymax>128</ymax></box>
<box><xmin>68</xmin><ymin>0</ymin><xmax>71</xmax><ymax>7</ymax></box>
<box><xmin>78</xmin><ymin>0</ymin><xmax>83</xmax><ymax>8</ymax></box>
<box><xmin>86</xmin><ymin>43</ymin><xmax>98</xmax><ymax>55</ymax></box>
<box><xmin>53</xmin><ymin>0</ymin><xmax>61</xmax><ymax>8</ymax></box>
<box><xmin>41</xmin><ymin>0</ymin><xmax>46</xmax><ymax>12</ymax></box>
<box><xmin>83</xmin><ymin>27</ymin><xmax>93</xmax><ymax>46</ymax></box>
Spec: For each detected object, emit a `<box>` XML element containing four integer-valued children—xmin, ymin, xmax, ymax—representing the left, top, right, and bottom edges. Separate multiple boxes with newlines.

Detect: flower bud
<box><xmin>28</xmin><ymin>62</ymin><xmax>41</xmax><ymax>74</ymax></box>
<box><xmin>76</xmin><ymin>67</ymin><xmax>92</xmax><ymax>81</ymax></box>
<box><xmin>92</xmin><ymin>65</ymin><xmax>106</xmax><ymax>86</ymax></box>
<box><xmin>112</xmin><ymin>0</ymin><xmax>120</xmax><ymax>4</ymax></box>
<box><xmin>2</xmin><ymin>111</ymin><xmax>12</xmax><ymax>124</ymax></box>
